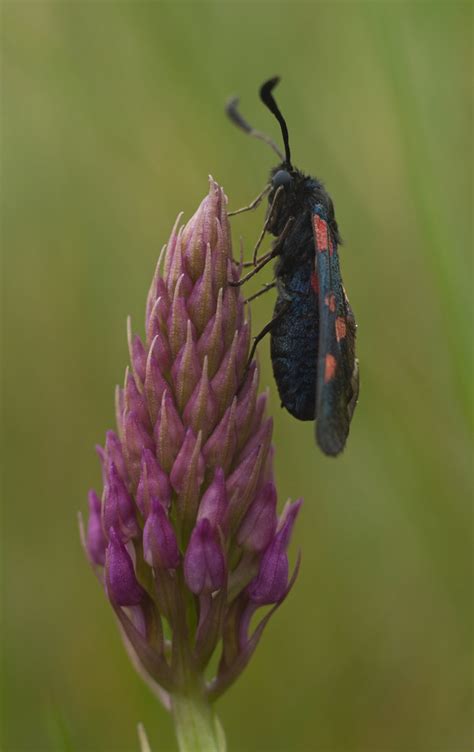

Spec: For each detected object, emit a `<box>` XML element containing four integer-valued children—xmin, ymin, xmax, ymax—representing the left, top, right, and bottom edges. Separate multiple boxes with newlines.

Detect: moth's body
<box><xmin>227</xmin><ymin>78</ymin><xmax>359</xmax><ymax>456</ymax></box>
<box><xmin>265</xmin><ymin>165</ymin><xmax>358</xmax><ymax>455</ymax></box>
<box><xmin>269</xmin><ymin>171</ymin><xmax>323</xmax><ymax>422</ymax></box>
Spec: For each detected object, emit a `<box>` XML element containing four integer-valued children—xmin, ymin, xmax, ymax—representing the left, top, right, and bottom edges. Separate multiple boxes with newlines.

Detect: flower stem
<box><xmin>171</xmin><ymin>691</ymin><xmax>226</xmax><ymax>752</ymax></box>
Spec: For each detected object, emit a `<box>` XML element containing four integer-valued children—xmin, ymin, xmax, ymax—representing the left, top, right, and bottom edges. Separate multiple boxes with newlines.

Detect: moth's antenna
<box><xmin>226</xmin><ymin>96</ymin><xmax>285</xmax><ymax>162</ymax></box>
<box><xmin>259</xmin><ymin>77</ymin><xmax>292</xmax><ymax>169</ymax></box>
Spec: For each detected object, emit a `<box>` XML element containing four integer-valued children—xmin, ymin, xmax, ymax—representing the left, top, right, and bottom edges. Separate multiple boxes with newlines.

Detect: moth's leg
<box><xmin>230</xmin><ymin>215</ymin><xmax>295</xmax><ymax>287</ymax></box>
<box><xmin>252</xmin><ymin>186</ymin><xmax>284</xmax><ymax>264</ymax></box>
<box><xmin>227</xmin><ymin>184</ymin><xmax>271</xmax><ymax>217</ymax></box>
<box><xmin>231</xmin><ymin>236</ymin><xmax>258</xmax><ymax>269</ymax></box>
<box><xmin>229</xmin><ymin>247</ymin><xmax>277</xmax><ymax>287</ymax></box>
<box><xmin>246</xmin><ymin>299</ymin><xmax>291</xmax><ymax>367</ymax></box>
<box><xmin>245</xmin><ymin>281</ymin><xmax>277</xmax><ymax>304</ymax></box>
<box><xmin>253</xmin><ymin>215</ymin><xmax>295</xmax><ymax>266</ymax></box>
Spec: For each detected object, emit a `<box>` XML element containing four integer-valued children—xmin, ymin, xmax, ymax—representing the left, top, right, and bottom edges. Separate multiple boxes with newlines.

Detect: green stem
<box><xmin>171</xmin><ymin>690</ymin><xmax>226</xmax><ymax>752</ymax></box>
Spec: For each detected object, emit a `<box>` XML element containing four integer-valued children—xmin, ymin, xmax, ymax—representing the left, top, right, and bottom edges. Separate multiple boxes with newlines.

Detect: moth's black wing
<box><xmin>311</xmin><ymin>203</ymin><xmax>359</xmax><ymax>456</ymax></box>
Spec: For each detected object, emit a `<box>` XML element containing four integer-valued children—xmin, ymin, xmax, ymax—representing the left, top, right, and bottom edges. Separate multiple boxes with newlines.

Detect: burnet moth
<box><xmin>227</xmin><ymin>77</ymin><xmax>359</xmax><ymax>456</ymax></box>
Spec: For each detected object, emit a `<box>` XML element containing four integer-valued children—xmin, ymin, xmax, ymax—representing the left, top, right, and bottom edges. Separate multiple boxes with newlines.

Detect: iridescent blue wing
<box><xmin>311</xmin><ymin>203</ymin><xmax>359</xmax><ymax>456</ymax></box>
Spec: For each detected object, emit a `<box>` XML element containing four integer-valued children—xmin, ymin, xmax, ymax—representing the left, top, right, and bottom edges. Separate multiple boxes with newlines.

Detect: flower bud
<box><xmin>236</xmin><ymin>481</ymin><xmax>277</xmax><ymax>553</ymax></box>
<box><xmin>136</xmin><ymin>448</ymin><xmax>172</xmax><ymax>517</ymax></box>
<box><xmin>86</xmin><ymin>490</ymin><xmax>107</xmax><ymax>565</ymax></box>
<box><xmin>127</xmin><ymin>317</ymin><xmax>147</xmax><ymax>388</ymax></box>
<box><xmin>197</xmin><ymin>467</ymin><xmax>227</xmax><ymax>529</ymax></box>
<box><xmin>102</xmin><ymin>462</ymin><xmax>138</xmax><ymax>540</ymax></box>
<box><xmin>105</xmin><ymin>527</ymin><xmax>144</xmax><ymax>606</ymax></box>
<box><xmin>154</xmin><ymin>390</ymin><xmax>185</xmax><ymax>473</ymax></box>
<box><xmin>248</xmin><ymin>499</ymin><xmax>302</xmax><ymax>605</ymax></box>
<box><xmin>104</xmin><ymin>431</ymin><xmax>128</xmax><ymax>485</ymax></box>
<box><xmin>184</xmin><ymin>519</ymin><xmax>226</xmax><ymax>595</ymax></box>
<box><xmin>143</xmin><ymin>499</ymin><xmax>180</xmax><ymax>570</ymax></box>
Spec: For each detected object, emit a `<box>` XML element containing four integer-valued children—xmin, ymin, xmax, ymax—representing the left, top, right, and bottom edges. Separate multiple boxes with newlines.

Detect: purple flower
<box><xmin>248</xmin><ymin>498</ymin><xmax>303</xmax><ymax>605</ymax></box>
<box><xmin>184</xmin><ymin>518</ymin><xmax>226</xmax><ymax>594</ymax></box>
<box><xmin>80</xmin><ymin>178</ymin><xmax>301</xmax><ymax>712</ymax></box>
<box><xmin>143</xmin><ymin>498</ymin><xmax>181</xmax><ymax>570</ymax></box>
<box><xmin>105</xmin><ymin>527</ymin><xmax>145</xmax><ymax>607</ymax></box>
<box><xmin>86</xmin><ymin>490</ymin><xmax>107</xmax><ymax>566</ymax></box>
<box><xmin>237</xmin><ymin>481</ymin><xmax>277</xmax><ymax>553</ymax></box>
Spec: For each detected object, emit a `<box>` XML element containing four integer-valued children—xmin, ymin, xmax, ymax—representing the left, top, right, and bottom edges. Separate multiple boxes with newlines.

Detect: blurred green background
<box><xmin>3</xmin><ymin>2</ymin><xmax>472</xmax><ymax>750</ymax></box>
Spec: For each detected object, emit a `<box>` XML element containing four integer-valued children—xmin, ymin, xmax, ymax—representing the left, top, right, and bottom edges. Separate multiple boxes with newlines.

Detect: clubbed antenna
<box><xmin>226</xmin><ymin>95</ymin><xmax>285</xmax><ymax>161</ymax></box>
<box><xmin>260</xmin><ymin>77</ymin><xmax>292</xmax><ymax>168</ymax></box>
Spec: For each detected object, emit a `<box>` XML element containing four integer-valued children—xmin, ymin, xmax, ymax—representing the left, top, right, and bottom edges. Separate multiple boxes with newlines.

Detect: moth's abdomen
<box><xmin>270</xmin><ymin>271</ymin><xmax>318</xmax><ymax>421</ymax></box>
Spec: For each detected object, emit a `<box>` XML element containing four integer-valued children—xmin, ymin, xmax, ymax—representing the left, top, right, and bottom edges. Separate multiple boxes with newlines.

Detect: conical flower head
<box><xmin>81</xmin><ymin>178</ymin><xmax>301</xmax><ymax>704</ymax></box>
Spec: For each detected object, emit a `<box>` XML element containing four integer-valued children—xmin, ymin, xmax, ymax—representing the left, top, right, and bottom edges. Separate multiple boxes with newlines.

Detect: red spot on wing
<box><xmin>311</xmin><ymin>271</ymin><xmax>319</xmax><ymax>294</ymax></box>
<box><xmin>324</xmin><ymin>354</ymin><xmax>337</xmax><ymax>383</ymax></box>
<box><xmin>314</xmin><ymin>215</ymin><xmax>328</xmax><ymax>252</ymax></box>
<box><xmin>313</xmin><ymin>215</ymin><xmax>334</xmax><ymax>255</ymax></box>
<box><xmin>335</xmin><ymin>317</ymin><xmax>347</xmax><ymax>341</ymax></box>
<box><xmin>324</xmin><ymin>293</ymin><xmax>337</xmax><ymax>313</ymax></box>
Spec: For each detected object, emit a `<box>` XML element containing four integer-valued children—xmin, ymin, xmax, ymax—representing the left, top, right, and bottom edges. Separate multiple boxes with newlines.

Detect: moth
<box><xmin>227</xmin><ymin>77</ymin><xmax>359</xmax><ymax>456</ymax></box>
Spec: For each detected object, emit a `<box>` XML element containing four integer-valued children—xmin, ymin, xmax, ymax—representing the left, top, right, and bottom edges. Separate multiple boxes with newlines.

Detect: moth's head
<box><xmin>271</xmin><ymin>167</ymin><xmax>293</xmax><ymax>190</ymax></box>
<box><xmin>266</xmin><ymin>163</ymin><xmax>308</xmax><ymax>234</ymax></box>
